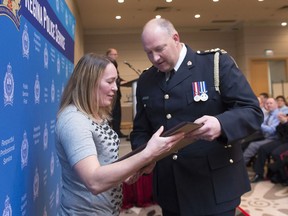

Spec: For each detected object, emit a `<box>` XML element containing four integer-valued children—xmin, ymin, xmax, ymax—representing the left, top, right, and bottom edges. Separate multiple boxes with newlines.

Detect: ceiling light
<box><xmin>281</xmin><ymin>22</ymin><xmax>287</xmax><ymax>26</ymax></box>
<box><xmin>213</xmin><ymin>0</ymin><xmax>219</xmax><ymax>2</ymax></box>
<box><xmin>194</xmin><ymin>14</ymin><xmax>201</xmax><ymax>19</ymax></box>
<box><xmin>258</xmin><ymin>0</ymin><xmax>264</xmax><ymax>2</ymax></box>
<box><xmin>156</xmin><ymin>15</ymin><xmax>161</xmax><ymax>19</ymax></box>
<box><xmin>264</xmin><ymin>49</ymin><xmax>273</xmax><ymax>56</ymax></box>
<box><xmin>118</xmin><ymin>0</ymin><xmax>124</xmax><ymax>3</ymax></box>
<box><xmin>115</xmin><ymin>15</ymin><xmax>121</xmax><ymax>20</ymax></box>
<box><xmin>166</xmin><ymin>0</ymin><xmax>173</xmax><ymax>2</ymax></box>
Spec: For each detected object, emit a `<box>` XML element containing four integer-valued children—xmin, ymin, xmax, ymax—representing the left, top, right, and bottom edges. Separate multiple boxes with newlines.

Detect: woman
<box><xmin>55</xmin><ymin>53</ymin><xmax>184</xmax><ymax>215</ymax></box>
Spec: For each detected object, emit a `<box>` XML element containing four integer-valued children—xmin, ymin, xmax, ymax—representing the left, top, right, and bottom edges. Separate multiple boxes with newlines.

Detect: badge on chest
<box><xmin>192</xmin><ymin>81</ymin><xmax>208</xmax><ymax>102</ymax></box>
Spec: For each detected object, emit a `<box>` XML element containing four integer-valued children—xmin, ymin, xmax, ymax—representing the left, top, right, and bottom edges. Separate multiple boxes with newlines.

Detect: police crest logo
<box><xmin>34</xmin><ymin>74</ymin><xmax>40</xmax><ymax>104</ymax></box>
<box><xmin>44</xmin><ymin>43</ymin><xmax>48</xmax><ymax>68</ymax></box>
<box><xmin>3</xmin><ymin>63</ymin><xmax>14</xmax><ymax>106</ymax></box>
<box><xmin>0</xmin><ymin>0</ymin><xmax>21</xmax><ymax>29</ymax></box>
<box><xmin>21</xmin><ymin>131</ymin><xmax>29</xmax><ymax>169</ymax></box>
<box><xmin>22</xmin><ymin>23</ymin><xmax>30</xmax><ymax>58</ymax></box>
<box><xmin>2</xmin><ymin>195</ymin><xmax>12</xmax><ymax>216</ymax></box>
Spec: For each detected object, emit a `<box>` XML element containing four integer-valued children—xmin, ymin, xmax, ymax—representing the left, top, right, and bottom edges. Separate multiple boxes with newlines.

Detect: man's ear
<box><xmin>172</xmin><ymin>33</ymin><xmax>180</xmax><ymax>43</ymax></box>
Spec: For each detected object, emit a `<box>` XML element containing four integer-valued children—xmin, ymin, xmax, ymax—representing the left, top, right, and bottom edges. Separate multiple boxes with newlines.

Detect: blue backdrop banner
<box><xmin>0</xmin><ymin>0</ymin><xmax>75</xmax><ymax>215</ymax></box>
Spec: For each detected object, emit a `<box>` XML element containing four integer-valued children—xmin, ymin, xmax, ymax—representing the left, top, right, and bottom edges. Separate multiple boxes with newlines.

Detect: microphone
<box><xmin>124</xmin><ymin>61</ymin><xmax>132</xmax><ymax>67</ymax></box>
<box><xmin>124</xmin><ymin>61</ymin><xmax>141</xmax><ymax>76</ymax></box>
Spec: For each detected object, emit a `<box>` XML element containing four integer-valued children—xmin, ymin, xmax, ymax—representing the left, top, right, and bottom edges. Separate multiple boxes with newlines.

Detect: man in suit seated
<box><xmin>243</xmin><ymin>98</ymin><xmax>279</xmax><ymax>170</ymax></box>
<box><xmin>251</xmin><ymin>111</ymin><xmax>288</xmax><ymax>183</ymax></box>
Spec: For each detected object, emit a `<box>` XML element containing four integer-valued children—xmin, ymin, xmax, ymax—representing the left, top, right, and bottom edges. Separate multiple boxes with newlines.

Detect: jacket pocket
<box><xmin>208</xmin><ymin>143</ymin><xmax>250</xmax><ymax>203</ymax></box>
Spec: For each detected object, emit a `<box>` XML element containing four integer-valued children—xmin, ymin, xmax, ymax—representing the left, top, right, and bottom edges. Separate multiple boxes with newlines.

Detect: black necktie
<box><xmin>167</xmin><ymin>69</ymin><xmax>175</xmax><ymax>83</ymax></box>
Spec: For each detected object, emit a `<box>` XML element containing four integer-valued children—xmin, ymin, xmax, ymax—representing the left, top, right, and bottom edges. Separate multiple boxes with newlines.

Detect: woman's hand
<box><xmin>143</xmin><ymin>126</ymin><xmax>185</xmax><ymax>159</ymax></box>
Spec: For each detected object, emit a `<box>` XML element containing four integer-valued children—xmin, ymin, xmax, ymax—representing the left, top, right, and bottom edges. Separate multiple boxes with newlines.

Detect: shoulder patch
<box><xmin>196</xmin><ymin>48</ymin><xmax>227</xmax><ymax>55</ymax></box>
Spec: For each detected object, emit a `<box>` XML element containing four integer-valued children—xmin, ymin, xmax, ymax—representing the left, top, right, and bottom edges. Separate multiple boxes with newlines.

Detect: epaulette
<box><xmin>199</xmin><ymin>48</ymin><xmax>238</xmax><ymax>68</ymax></box>
<box><xmin>196</xmin><ymin>48</ymin><xmax>227</xmax><ymax>55</ymax></box>
<box><xmin>196</xmin><ymin>48</ymin><xmax>225</xmax><ymax>94</ymax></box>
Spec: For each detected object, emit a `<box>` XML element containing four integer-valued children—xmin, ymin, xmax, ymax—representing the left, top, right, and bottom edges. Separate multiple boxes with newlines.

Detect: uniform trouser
<box><xmin>243</xmin><ymin>139</ymin><xmax>275</xmax><ymax>165</ymax></box>
<box><xmin>254</xmin><ymin>140</ymin><xmax>281</xmax><ymax>176</ymax></box>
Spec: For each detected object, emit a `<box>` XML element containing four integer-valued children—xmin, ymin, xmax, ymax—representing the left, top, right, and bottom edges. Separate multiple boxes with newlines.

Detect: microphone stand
<box><xmin>123</xmin><ymin>61</ymin><xmax>141</xmax><ymax>120</ymax></box>
<box><xmin>124</xmin><ymin>61</ymin><xmax>142</xmax><ymax>76</ymax></box>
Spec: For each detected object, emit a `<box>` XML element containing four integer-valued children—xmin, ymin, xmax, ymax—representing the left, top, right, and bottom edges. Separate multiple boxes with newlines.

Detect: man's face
<box><xmin>107</xmin><ymin>49</ymin><xmax>118</xmax><ymax>61</ymax></box>
<box><xmin>265</xmin><ymin>98</ymin><xmax>278</xmax><ymax>111</ymax></box>
<box><xmin>142</xmin><ymin>28</ymin><xmax>180</xmax><ymax>73</ymax></box>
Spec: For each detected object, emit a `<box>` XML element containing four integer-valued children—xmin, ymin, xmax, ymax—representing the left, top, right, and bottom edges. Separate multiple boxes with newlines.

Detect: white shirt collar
<box><xmin>174</xmin><ymin>43</ymin><xmax>187</xmax><ymax>72</ymax></box>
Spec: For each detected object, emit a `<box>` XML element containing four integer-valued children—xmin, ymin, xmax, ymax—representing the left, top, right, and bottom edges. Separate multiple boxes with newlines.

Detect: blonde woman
<box><xmin>55</xmin><ymin>53</ymin><xmax>184</xmax><ymax>215</ymax></box>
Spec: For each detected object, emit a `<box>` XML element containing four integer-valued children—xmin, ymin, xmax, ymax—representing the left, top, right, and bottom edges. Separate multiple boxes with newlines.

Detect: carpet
<box><xmin>120</xmin><ymin>205</ymin><xmax>250</xmax><ymax>216</ymax></box>
<box><xmin>236</xmin><ymin>206</ymin><xmax>250</xmax><ymax>216</ymax></box>
<box><xmin>239</xmin><ymin>177</ymin><xmax>288</xmax><ymax>216</ymax></box>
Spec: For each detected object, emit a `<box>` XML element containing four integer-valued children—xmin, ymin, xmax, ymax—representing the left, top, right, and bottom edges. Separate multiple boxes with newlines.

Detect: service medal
<box><xmin>192</xmin><ymin>82</ymin><xmax>200</xmax><ymax>102</ymax></box>
<box><xmin>200</xmin><ymin>93</ymin><xmax>208</xmax><ymax>101</ymax></box>
<box><xmin>199</xmin><ymin>81</ymin><xmax>208</xmax><ymax>101</ymax></box>
<box><xmin>194</xmin><ymin>95</ymin><xmax>201</xmax><ymax>102</ymax></box>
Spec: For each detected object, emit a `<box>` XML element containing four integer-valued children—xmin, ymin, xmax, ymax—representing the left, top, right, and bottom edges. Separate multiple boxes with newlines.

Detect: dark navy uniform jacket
<box><xmin>130</xmin><ymin>45</ymin><xmax>263</xmax><ymax>215</ymax></box>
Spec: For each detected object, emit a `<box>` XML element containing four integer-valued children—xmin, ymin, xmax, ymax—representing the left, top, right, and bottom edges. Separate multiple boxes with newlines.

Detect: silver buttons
<box><xmin>166</xmin><ymin>114</ymin><xmax>172</xmax><ymax>119</ymax></box>
<box><xmin>172</xmin><ymin>155</ymin><xmax>178</xmax><ymax>160</ymax></box>
<box><xmin>164</xmin><ymin>94</ymin><xmax>169</xmax><ymax>99</ymax></box>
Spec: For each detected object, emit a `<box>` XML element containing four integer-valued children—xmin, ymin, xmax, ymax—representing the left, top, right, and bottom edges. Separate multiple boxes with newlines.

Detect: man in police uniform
<box><xmin>130</xmin><ymin>18</ymin><xmax>263</xmax><ymax>216</ymax></box>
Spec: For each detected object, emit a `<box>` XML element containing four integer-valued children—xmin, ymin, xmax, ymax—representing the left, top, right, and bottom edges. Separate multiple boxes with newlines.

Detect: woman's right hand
<box><xmin>143</xmin><ymin>126</ymin><xmax>185</xmax><ymax>160</ymax></box>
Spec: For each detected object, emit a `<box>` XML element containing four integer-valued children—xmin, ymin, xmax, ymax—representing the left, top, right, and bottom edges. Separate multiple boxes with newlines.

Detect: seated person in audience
<box><xmin>243</xmin><ymin>98</ymin><xmax>280</xmax><ymax>165</ymax></box>
<box><xmin>258</xmin><ymin>92</ymin><xmax>269</xmax><ymax>115</ymax></box>
<box><xmin>276</xmin><ymin>95</ymin><xmax>288</xmax><ymax>114</ymax></box>
<box><xmin>250</xmin><ymin>112</ymin><xmax>288</xmax><ymax>183</ymax></box>
<box><xmin>268</xmin><ymin>143</ymin><xmax>288</xmax><ymax>185</ymax></box>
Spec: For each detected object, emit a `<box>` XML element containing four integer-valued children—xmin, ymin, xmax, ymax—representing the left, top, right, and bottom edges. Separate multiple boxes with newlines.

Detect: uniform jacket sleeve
<box><xmin>211</xmin><ymin>50</ymin><xmax>263</xmax><ymax>143</ymax></box>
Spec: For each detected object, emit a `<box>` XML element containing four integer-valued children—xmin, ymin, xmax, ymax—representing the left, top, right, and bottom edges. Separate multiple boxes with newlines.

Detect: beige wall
<box><xmin>84</xmin><ymin>26</ymin><xmax>288</xmax><ymax>79</ymax></box>
<box><xmin>82</xmin><ymin>26</ymin><xmax>288</xmax><ymax>123</ymax></box>
<box><xmin>243</xmin><ymin>26</ymin><xmax>288</xmax><ymax>79</ymax></box>
<box><xmin>67</xmin><ymin>3</ymin><xmax>288</xmax><ymax>123</ymax></box>
<box><xmin>66</xmin><ymin>1</ymin><xmax>288</xmax><ymax>82</ymax></box>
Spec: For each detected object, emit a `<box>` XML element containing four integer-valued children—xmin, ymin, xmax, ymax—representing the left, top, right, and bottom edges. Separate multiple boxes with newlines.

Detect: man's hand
<box><xmin>186</xmin><ymin>115</ymin><xmax>221</xmax><ymax>141</ymax></box>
